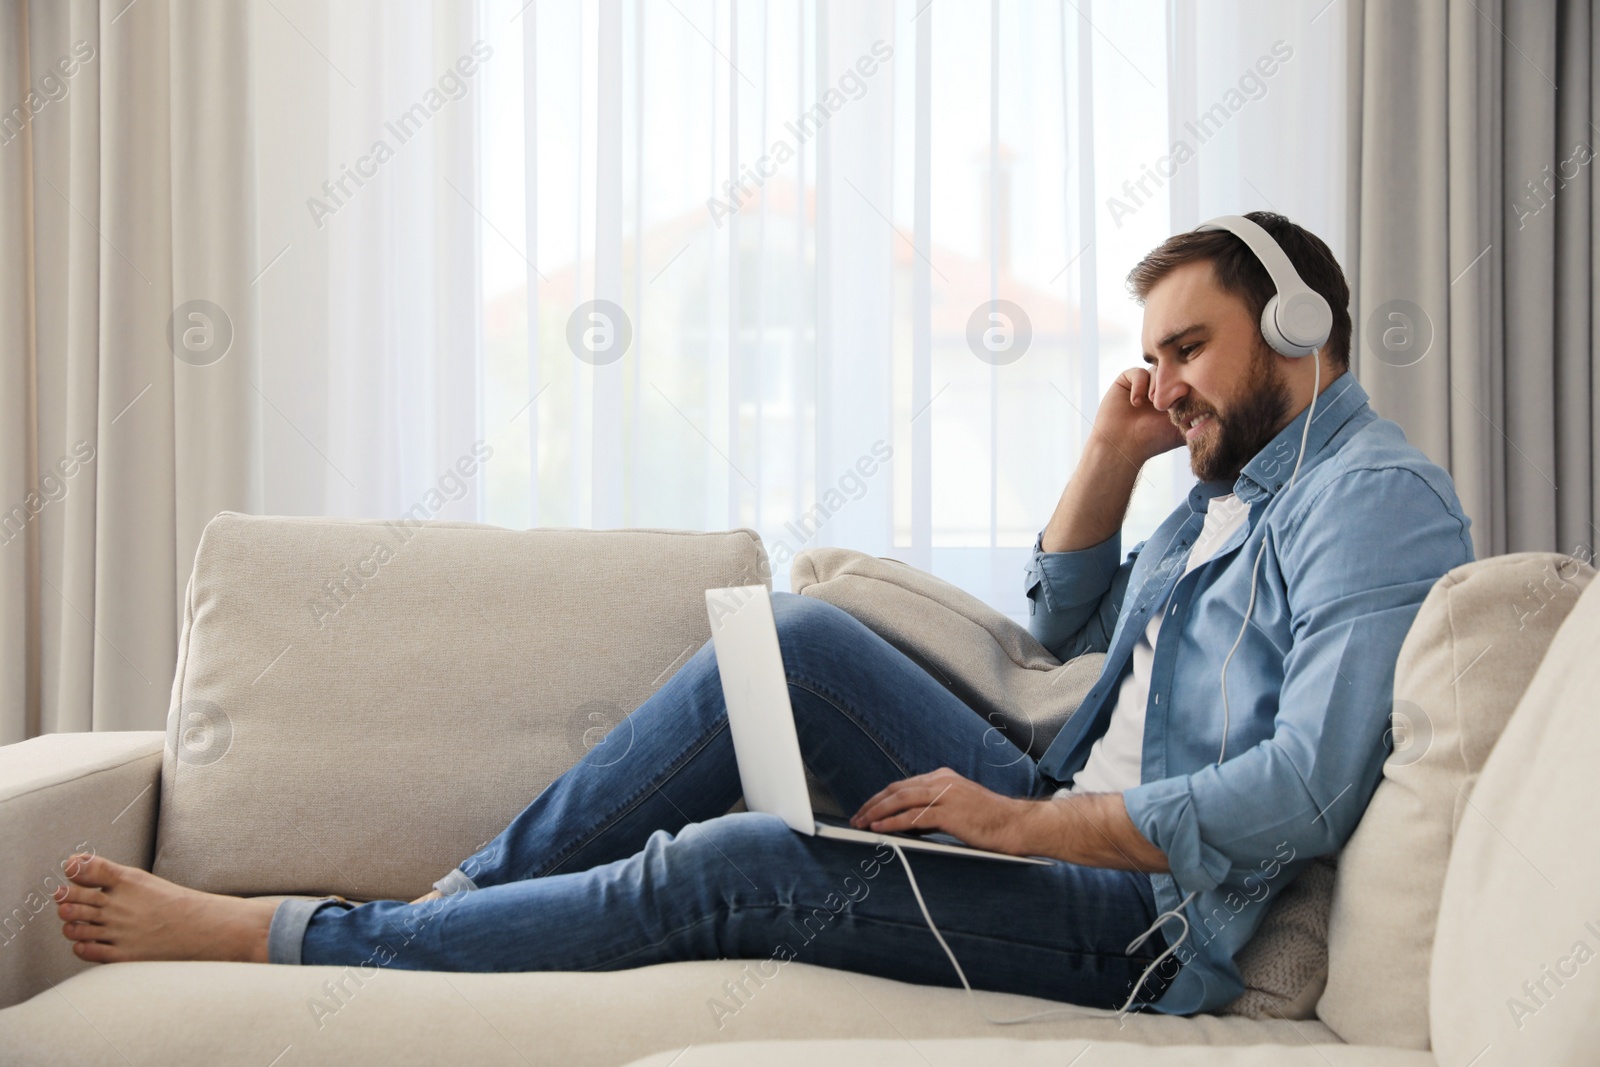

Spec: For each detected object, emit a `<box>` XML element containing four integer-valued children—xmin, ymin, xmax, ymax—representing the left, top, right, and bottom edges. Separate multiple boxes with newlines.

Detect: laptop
<box><xmin>704</xmin><ymin>585</ymin><xmax>1051</xmax><ymax>866</ymax></box>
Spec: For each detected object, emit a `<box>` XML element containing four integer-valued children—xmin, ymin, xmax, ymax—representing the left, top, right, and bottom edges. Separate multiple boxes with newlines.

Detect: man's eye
<box><xmin>1178</xmin><ymin>344</ymin><xmax>1198</xmax><ymax>359</ymax></box>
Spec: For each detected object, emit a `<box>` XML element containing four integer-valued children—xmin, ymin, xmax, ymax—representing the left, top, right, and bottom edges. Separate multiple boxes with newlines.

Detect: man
<box><xmin>54</xmin><ymin>212</ymin><xmax>1472</xmax><ymax>1016</ymax></box>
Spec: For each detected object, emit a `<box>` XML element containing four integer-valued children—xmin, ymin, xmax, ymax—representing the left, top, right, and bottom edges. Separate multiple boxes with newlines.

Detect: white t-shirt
<box><xmin>1059</xmin><ymin>493</ymin><xmax>1249</xmax><ymax>797</ymax></box>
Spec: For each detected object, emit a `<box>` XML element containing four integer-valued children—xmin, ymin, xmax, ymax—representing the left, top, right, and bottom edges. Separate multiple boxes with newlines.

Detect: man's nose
<box><xmin>1149</xmin><ymin>364</ymin><xmax>1187</xmax><ymax>412</ymax></box>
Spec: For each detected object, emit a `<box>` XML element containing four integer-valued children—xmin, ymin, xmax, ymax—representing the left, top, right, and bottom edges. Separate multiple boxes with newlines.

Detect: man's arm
<box><xmin>1040</xmin><ymin>437</ymin><xmax>1142</xmax><ymax>554</ymax></box>
<box><xmin>1041</xmin><ymin>366</ymin><xmax>1184</xmax><ymax>552</ymax></box>
<box><xmin>849</xmin><ymin>768</ymin><xmax>1170</xmax><ymax>871</ymax></box>
<box><xmin>1026</xmin><ymin>369</ymin><xmax>1186</xmax><ymax>660</ymax></box>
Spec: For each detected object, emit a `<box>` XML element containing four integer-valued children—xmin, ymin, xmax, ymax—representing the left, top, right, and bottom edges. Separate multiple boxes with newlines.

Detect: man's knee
<box><xmin>680</xmin><ymin>812</ymin><xmax>797</xmax><ymax>856</ymax></box>
<box><xmin>649</xmin><ymin>813</ymin><xmax>801</xmax><ymax>881</ymax></box>
<box><xmin>633</xmin><ymin>815</ymin><xmax>798</xmax><ymax>916</ymax></box>
<box><xmin>770</xmin><ymin>592</ymin><xmax>867</xmax><ymax>658</ymax></box>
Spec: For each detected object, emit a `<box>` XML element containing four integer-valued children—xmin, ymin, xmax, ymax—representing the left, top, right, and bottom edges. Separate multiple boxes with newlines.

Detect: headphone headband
<box><xmin>1194</xmin><ymin>214</ymin><xmax>1332</xmax><ymax>358</ymax></box>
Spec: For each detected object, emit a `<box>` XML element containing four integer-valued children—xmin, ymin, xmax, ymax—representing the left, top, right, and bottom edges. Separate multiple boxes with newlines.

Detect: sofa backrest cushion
<box><xmin>153</xmin><ymin>512</ymin><xmax>768</xmax><ymax>901</ymax></box>
<box><xmin>790</xmin><ymin>547</ymin><xmax>1102</xmax><ymax>759</ymax></box>
<box><xmin>1318</xmin><ymin>553</ymin><xmax>1594</xmax><ymax>1047</ymax></box>
<box><xmin>1430</xmin><ymin>570</ymin><xmax>1600</xmax><ymax>1064</ymax></box>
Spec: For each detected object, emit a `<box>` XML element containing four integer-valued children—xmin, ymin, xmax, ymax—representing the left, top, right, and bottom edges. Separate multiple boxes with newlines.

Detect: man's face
<box><xmin>1139</xmin><ymin>260</ymin><xmax>1292</xmax><ymax>484</ymax></box>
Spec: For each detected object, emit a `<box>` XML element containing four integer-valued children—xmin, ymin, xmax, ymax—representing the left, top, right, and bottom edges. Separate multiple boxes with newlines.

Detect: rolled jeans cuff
<box><xmin>433</xmin><ymin>867</ymin><xmax>479</xmax><ymax>896</ymax></box>
<box><xmin>267</xmin><ymin>896</ymin><xmax>344</xmax><ymax>965</ymax></box>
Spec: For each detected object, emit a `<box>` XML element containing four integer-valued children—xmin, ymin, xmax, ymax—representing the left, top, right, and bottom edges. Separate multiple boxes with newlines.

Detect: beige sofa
<box><xmin>1</xmin><ymin>513</ymin><xmax>1596</xmax><ymax>1066</ymax></box>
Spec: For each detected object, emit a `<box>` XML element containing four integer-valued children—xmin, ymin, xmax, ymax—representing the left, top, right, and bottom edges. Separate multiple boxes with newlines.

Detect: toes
<box><xmin>64</xmin><ymin>854</ymin><xmax>121</xmax><ymax>891</ymax></box>
<box><xmin>62</xmin><ymin>921</ymin><xmax>104</xmax><ymax>941</ymax></box>
<box><xmin>56</xmin><ymin>902</ymin><xmax>102</xmax><ymax>924</ymax></box>
<box><xmin>53</xmin><ymin>883</ymin><xmax>108</xmax><ymax>908</ymax></box>
<box><xmin>72</xmin><ymin>939</ymin><xmax>123</xmax><ymax>963</ymax></box>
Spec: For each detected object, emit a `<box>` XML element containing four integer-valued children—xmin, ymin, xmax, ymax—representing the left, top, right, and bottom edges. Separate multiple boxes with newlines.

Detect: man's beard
<box><xmin>1171</xmin><ymin>344</ymin><xmax>1292</xmax><ymax>484</ymax></box>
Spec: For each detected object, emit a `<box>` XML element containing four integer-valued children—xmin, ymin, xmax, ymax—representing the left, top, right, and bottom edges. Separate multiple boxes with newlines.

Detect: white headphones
<box><xmin>1194</xmin><ymin>214</ymin><xmax>1332</xmax><ymax>358</ymax></box>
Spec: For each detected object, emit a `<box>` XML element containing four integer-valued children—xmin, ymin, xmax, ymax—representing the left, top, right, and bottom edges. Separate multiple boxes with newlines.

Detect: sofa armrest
<box><xmin>0</xmin><ymin>731</ymin><xmax>164</xmax><ymax>1010</ymax></box>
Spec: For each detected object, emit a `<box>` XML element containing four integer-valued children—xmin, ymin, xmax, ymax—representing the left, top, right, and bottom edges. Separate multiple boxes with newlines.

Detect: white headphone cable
<box><xmin>1218</xmin><ymin>350</ymin><xmax>1320</xmax><ymax>761</ymax></box>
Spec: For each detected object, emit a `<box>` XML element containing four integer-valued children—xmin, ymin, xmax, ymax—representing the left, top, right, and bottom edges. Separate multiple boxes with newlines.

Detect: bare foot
<box><xmin>409</xmin><ymin>889</ymin><xmax>443</xmax><ymax>905</ymax></box>
<box><xmin>55</xmin><ymin>854</ymin><xmax>277</xmax><ymax>964</ymax></box>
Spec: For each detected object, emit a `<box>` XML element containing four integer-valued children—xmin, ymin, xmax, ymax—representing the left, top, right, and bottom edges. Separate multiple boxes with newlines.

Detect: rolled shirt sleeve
<box><xmin>1024</xmin><ymin>530</ymin><xmax>1133</xmax><ymax>662</ymax></box>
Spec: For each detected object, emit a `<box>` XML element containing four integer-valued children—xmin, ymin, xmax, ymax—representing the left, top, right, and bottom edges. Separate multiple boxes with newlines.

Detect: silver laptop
<box><xmin>705</xmin><ymin>585</ymin><xmax>1050</xmax><ymax>866</ymax></box>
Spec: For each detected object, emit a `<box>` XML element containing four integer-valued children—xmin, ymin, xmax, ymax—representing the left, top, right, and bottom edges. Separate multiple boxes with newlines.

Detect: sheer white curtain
<box><xmin>251</xmin><ymin>0</ymin><xmax>1350</xmax><ymax>625</ymax></box>
<box><xmin>252</xmin><ymin>0</ymin><xmax>484</xmax><ymax>522</ymax></box>
<box><xmin>2</xmin><ymin>0</ymin><xmax>1351</xmax><ymax>741</ymax></box>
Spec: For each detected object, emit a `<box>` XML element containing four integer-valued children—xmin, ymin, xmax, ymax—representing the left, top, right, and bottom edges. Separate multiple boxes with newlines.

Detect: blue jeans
<box><xmin>267</xmin><ymin>593</ymin><xmax>1172</xmax><ymax>1009</ymax></box>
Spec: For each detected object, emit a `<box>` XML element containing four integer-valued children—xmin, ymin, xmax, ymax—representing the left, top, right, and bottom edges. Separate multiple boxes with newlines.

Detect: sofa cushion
<box><xmin>1318</xmin><ymin>553</ymin><xmax>1593</xmax><ymax>1048</ymax></box>
<box><xmin>790</xmin><ymin>546</ymin><xmax>1329</xmax><ymax>1021</ymax></box>
<box><xmin>0</xmin><ymin>958</ymin><xmax>1343</xmax><ymax>1067</ymax></box>
<box><xmin>1430</xmin><ymin>573</ymin><xmax>1600</xmax><ymax>1065</ymax></box>
<box><xmin>624</xmin><ymin>1038</ymin><xmax>1437</xmax><ymax>1067</ymax></box>
<box><xmin>790</xmin><ymin>548</ymin><xmax>1102</xmax><ymax>759</ymax></box>
<box><xmin>153</xmin><ymin>513</ymin><xmax>767</xmax><ymax>901</ymax></box>
<box><xmin>1216</xmin><ymin>855</ymin><xmax>1337</xmax><ymax>1020</ymax></box>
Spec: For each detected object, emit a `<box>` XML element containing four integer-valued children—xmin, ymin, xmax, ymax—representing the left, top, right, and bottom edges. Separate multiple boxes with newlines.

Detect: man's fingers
<box><xmin>857</xmin><ymin>783</ymin><xmax>934</xmax><ymax>825</ymax></box>
<box><xmin>851</xmin><ymin>785</ymin><xmax>917</xmax><ymax>828</ymax></box>
<box><xmin>856</xmin><ymin>783</ymin><xmax>950</xmax><ymax>830</ymax></box>
<box><xmin>850</xmin><ymin>770</ymin><xmax>951</xmax><ymax>827</ymax></box>
<box><xmin>867</xmin><ymin>808</ymin><xmax>941</xmax><ymax>835</ymax></box>
<box><xmin>1119</xmin><ymin>367</ymin><xmax>1151</xmax><ymax>406</ymax></box>
<box><xmin>851</xmin><ymin>781</ymin><xmax>911</xmax><ymax>825</ymax></box>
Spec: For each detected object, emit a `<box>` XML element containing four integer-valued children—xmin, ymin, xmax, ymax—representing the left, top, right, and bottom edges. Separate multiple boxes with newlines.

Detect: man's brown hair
<box><xmin>1126</xmin><ymin>211</ymin><xmax>1352</xmax><ymax>370</ymax></box>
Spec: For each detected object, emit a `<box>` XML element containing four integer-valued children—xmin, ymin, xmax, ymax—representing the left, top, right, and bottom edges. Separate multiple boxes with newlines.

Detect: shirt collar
<box><xmin>1231</xmin><ymin>371</ymin><xmax>1369</xmax><ymax>503</ymax></box>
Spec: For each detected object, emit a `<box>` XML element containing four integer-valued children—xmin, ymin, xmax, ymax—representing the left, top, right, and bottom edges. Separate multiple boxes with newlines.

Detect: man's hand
<box><xmin>850</xmin><ymin>768</ymin><xmax>1171</xmax><ymax>872</ymax></box>
<box><xmin>1094</xmin><ymin>367</ymin><xmax>1187</xmax><ymax>466</ymax></box>
<box><xmin>850</xmin><ymin>768</ymin><xmax>1037</xmax><ymax>856</ymax></box>
<box><xmin>1040</xmin><ymin>371</ymin><xmax>1187</xmax><ymax>555</ymax></box>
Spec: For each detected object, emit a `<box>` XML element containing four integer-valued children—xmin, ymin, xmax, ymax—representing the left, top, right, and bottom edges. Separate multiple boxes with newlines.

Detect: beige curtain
<box><xmin>1350</xmin><ymin>0</ymin><xmax>1598</xmax><ymax>560</ymax></box>
<box><xmin>0</xmin><ymin>0</ymin><xmax>260</xmax><ymax>742</ymax></box>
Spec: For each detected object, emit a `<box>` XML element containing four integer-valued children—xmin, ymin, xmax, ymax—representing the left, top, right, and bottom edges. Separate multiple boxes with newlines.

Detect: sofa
<box><xmin>1</xmin><ymin>512</ymin><xmax>1596</xmax><ymax>1065</ymax></box>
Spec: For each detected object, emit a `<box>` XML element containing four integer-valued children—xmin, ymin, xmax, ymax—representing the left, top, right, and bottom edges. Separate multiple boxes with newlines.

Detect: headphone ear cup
<box><xmin>1280</xmin><ymin>290</ymin><xmax>1334</xmax><ymax>351</ymax></box>
<box><xmin>1258</xmin><ymin>295</ymin><xmax>1301</xmax><ymax>358</ymax></box>
<box><xmin>1259</xmin><ymin>293</ymin><xmax>1327</xmax><ymax>358</ymax></box>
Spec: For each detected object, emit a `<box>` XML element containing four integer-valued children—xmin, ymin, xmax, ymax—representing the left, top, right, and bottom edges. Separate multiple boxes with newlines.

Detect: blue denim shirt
<box><xmin>1024</xmin><ymin>373</ymin><xmax>1473</xmax><ymax>1014</ymax></box>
